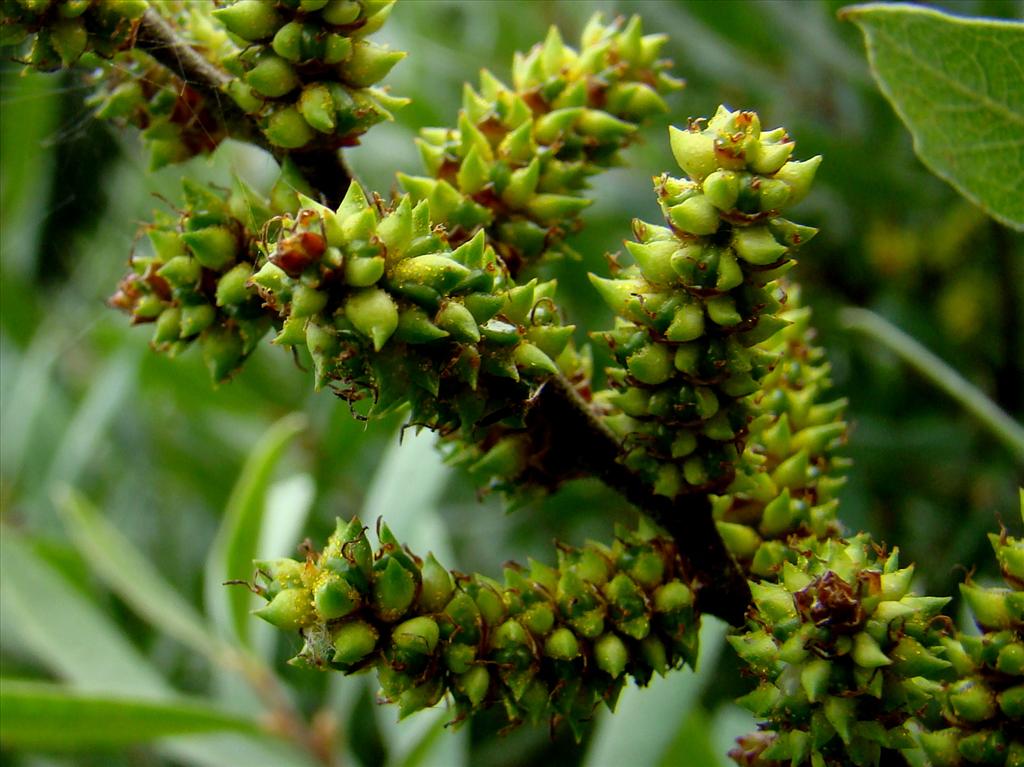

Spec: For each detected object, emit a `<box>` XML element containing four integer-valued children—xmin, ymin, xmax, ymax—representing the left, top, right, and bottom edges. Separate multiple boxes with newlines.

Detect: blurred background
<box><xmin>2</xmin><ymin>1</ymin><xmax>1022</xmax><ymax>765</ymax></box>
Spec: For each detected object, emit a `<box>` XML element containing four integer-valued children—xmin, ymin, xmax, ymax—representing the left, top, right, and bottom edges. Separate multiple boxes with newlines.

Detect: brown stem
<box><xmin>527</xmin><ymin>376</ymin><xmax>751</xmax><ymax>626</ymax></box>
<box><xmin>134</xmin><ymin>10</ymin><xmax>351</xmax><ymax>207</ymax></box>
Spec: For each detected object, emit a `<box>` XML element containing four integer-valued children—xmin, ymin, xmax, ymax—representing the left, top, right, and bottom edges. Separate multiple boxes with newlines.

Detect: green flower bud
<box><xmin>345</xmin><ymin>288</ymin><xmax>399</xmax><ymax>351</ymax></box>
<box><xmin>418</xmin><ymin>554</ymin><xmax>454</xmax><ymax>613</ymax></box>
<box><xmin>321</xmin><ymin>0</ymin><xmax>362</xmax><ymax>26</ymax></box>
<box><xmin>179</xmin><ymin>303</ymin><xmax>216</xmax><ymax>338</ymax></box>
<box><xmin>512</xmin><ymin>342</ymin><xmax>558</xmax><ymax>377</ymax></box>
<box><xmin>314</xmin><ymin>572</ymin><xmax>361</xmax><ymax>620</ymax></box>
<box><xmin>247</xmin><ymin>54</ymin><xmax>299</xmax><ymax>98</ymax></box>
<box><xmin>182</xmin><ymin>227</ymin><xmax>237</xmax><ymax>271</ymax></box>
<box><xmin>457</xmin><ymin>665</ymin><xmax>490</xmax><ymax>708</ymax></box>
<box><xmin>202</xmin><ymin>325</ymin><xmax>245</xmax><ymax>382</ymax></box>
<box><xmin>298</xmin><ymin>83</ymin><xmax>337</xmax><ymax>133</ymax></box>
<box><xmin>961</xmin><ymin>583</ymin><xmax>1014</xmax><ymax>631</ymax></box>
<box><xmin>998</xmin><ymin>684</ymin><xmax>1024</xmax><ymax>718</ymax></box>
<box><xmin>392</xmin><ymin>616</ymin><xmax>440</xmax><ymax>656</ymax></box>
<box><xmin>372</xmin><ymin>557</ymin><xmax>416</xmax><ymax>622</ymax></box>
<box><xmin>253</xmin><ymin>588</ymin><xmax>315</xmax><ymax>631</ymax></box>
<box><xmin>332</xmin><ymin>620</ymin><xmax>379</xmax><ymax>666</ymax></box>
<box><xmin>339</xmin><ymin>41</ymin><xmax>405</xmax><ymax>88</ymax></box>
<box><xmin>948</xmin><ymin>678</ymin><xmax>998</xmax><ymax>723</ymax></box>
<box><xmin>669</xmin><ymin>126</ymin><xmax>717</xmax><ymax>181</ymax></box>
<box><xmin>436</xmin><ymin>301</ymin><xmax>481</xmax><ymax>343</ymax></box>
<box><xmin>773</xmin><ymin>157</ymin><xmax>822</xmax><ymax>207</ymax></box>
<box><xmin>153</xmin><ymin>308</ymin><xmax>182</xmax><ymax>345</ymax></box>
<box><xmin>213</xmin><ymin>1</ymin><xmax>282</xmax><ymax>41</ymax></box>
<box><xmin>668</xmin><ymin>196</ymin><xmax>719</xmax><ymax>236</ymax></box>
<box><xmin>732</xmin><ymin>227</ymin><xmax>787</xmax><ymax>266</ymax></box>
<box><xmin>595</xmin><ymin>633</ymin><xmax>629</xmax><ymax>678</ymax></box>
<box><xmin>265</xmin><ymin>106</ymin><xmax>317</xmax><ymax>148</ymax></box>
<box><xmin>540</xmin><ymin>627</ymin><xmax>578</xmax><ymax>661</ymax></box>
<box><xmin>216</xmin><ymin>264</ymin><xmax>254</xmax><ymax>307</ymax></box>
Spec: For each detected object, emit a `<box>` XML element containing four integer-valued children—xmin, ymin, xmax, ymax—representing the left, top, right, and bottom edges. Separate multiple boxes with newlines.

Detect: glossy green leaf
<box><xmin>842</xmin><ymin>4</ymin><xmax>1024</xmax><ymax>229</ymax></box>
<box><xmin>0</xmin><ymin>680</ymin><xmax>261</xmax><ymax>750</ymax></box>
<box><xmin>205</xmin><ymin>412</ymin><xmax>308</xmax><ymax>646</ymax></box>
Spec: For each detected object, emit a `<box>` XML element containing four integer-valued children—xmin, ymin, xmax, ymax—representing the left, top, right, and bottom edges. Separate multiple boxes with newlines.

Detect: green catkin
<box><xmin>401</xmin><ymin>13</ymin><xmax>683</xmax><ymax>276</ymax></box>
<box><xmin>248</xmin><ymin>182</ymin><xmax>577</xmax><ymax>444</ymax></box>
<box><xmin>728</xmin><ymin>503</ymin><xmax>1024</xmax><ymax>767</ymax></box>
<box><xmin>712</xmin><ymin>287</ymin><xmax>850</xmax><ymax>574</ymax></box>
<box><xmin>728</xmin><ymin>535</ymin><xmax>955</xmax><ymax>767</ymax></box>
<box><xmin>86</xmin><ymin>50</ymin><xmax>231</xmax><ymax>171</ymax></box>
<box><xmin>253</xmin><ymin>517</ymin><xmax>701</xmax><ymax>738</ymax></box>
<box><xmin>592</xmin><ymin>106</ymin><xmax>822</xmax><ymax>499</ymax></box>
<box><xmin>1</xmin><ymin>0</ymin><xmax>148</xmax><ymax>70</ymax></box>
<box><xmin>213</xmin><ymin>0</ymin><xmax>407</xmax><ymax>150</ymax></box>
<box><xmin>82</xmin><ymin>3</ymin><xmax>239</xmax><ymax>170</ymax></box>
<box><xmin>109</xmin><ymin>176</ymin><xmax>285</xmax><ymax>382</ymax></box>
<box><xmin>911</xmin><ymin>519</ymin><xmax>1024</xmax><ymax>767</ymax></box>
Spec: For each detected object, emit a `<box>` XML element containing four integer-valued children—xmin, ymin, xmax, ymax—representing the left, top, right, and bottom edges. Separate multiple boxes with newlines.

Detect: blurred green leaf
<box><xmin>43</xmin><ymin>347</ymin><xmax>140</xmax><ymax>491</ymax></box>
<box><xmin>362</xmin><ymin>427</ymin><xmax>454</xmax><ymax>562</ymax></box>
<box><xmin>204</xmin><ymin>412</ymin><xmax>308</xmax><ymax>646</ymax></box>
<box><xmin>0</xmin><ymin>528</ymin><xmax>169</xmax><ymax>697</ymax></box>
<box><xmin>840</xmin><ymin>306</ymin><xmax>1024</xmax><ymax>462</ymax></box>
<box><xmin>55</xmin><ymin>486</ymin><xmax>225</xmax><ymax>661</ymax></box>
<box><xmin>657</xmin><ymin>705</ymin><xmax>725</xmax><ymax>767</ymax></box>
<box><xmin>364</xmin><ymin>428</ymin><xmax>468</xmax><ymax>767</ymax></box>
<box><xmin>842</xmin><ymin>3</ymin><xmax>1024</xmax><ymax>229</ymax></box>
<box><xmin>0</xmin><ymin>529</ymin><xmax>319</xmax><ymax>766</ymax></box>
<box><xmin>0</xmin><ymin>680</ymin><xmax>261</xmax><ymax>750</ymax></box>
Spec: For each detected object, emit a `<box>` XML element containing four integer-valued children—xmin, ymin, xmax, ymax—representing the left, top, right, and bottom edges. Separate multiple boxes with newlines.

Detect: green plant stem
<box><xmin>134</xmin><ymin>9</ymin><xmax>352</xmax><ymax>206</ymax></box>
<box><xmin>530</xmin><ymin>376</ymin><xmax>751</xmax><ymax>625</ymax></box>
<box><xmin>840</xmin><ymin>306</ymin><xmax>1024</xmax><ymax>463</ymax></box>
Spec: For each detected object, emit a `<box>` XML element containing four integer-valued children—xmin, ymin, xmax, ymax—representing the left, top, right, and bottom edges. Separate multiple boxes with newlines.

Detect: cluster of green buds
<box><xmin>83</xmin><ymin>3</ymin><xmax>241</xmax><ymax>169</ymax></box>
<box><xmin>713</xmin><ymin>287</ymin><xmax>850</xmax><ymax>575</ymax></box>
<box><xmin>728</xmin><ymin>535</ymin><xmax>954</xmax><ymax>767</ymax></box>
<box><xmin>591</xmin><ymin>107</ymin><xmax>822</xmax><ymax>499</ymax></box>
<box><xmin>108</xmin><ymin>175</ymin><xmax>299</xmax><ymax>381</ymax></box>
<box><xmin>249</xmin><ymin>180</ymin><xmax>578</xmax><ymax>462</ymax></box>
<box><xmin>252</xmin><ymin>517</ymin><xmax>700</xmax><ymax>736</ymax></box>
<box><xmin>915</xmin><ymin>515</ymin><xmax>1023</xmax><ymax>766</ymax></box>
<box><xmin>214</xmin><ymin>0</ymin><xmax>406</xmax><ymax>150</ymax></box>
<box><xmin>0</xmin><ymin>0</ymin><xmax>147</xmax><ymax>70</ymax></box>
<box><xmin>402</xmin><ymin>13</ymin><xmax>682</xmax><ymax>276</ymax></box>
<box><xmin>86</xmin><ymin>49</ymin><xmax>230</xmax><ymax>170</ymax></box>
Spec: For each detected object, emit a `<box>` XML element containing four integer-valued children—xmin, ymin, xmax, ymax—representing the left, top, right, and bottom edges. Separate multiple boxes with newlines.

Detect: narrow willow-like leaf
<box><xmin>204</xmin><ymin>412</ymin><xmax>308</xmax><ymax>646</ymax></box>
<box><xmin>0</xmin><ymin>681</ymin><xmax>261</xmax><ymax>750</ymax></box>
<box><xmin>0</xmin><ymin>529</ymin><xmax>169</xmax><ymax>697</ymax></box>
<box><xmin>840</xmin><ymin>306</ymin><xmax>1024</xmax><ymax>462</ymax></box>
<box><xmin>0</xmin><ymin>530</ymin><xmax>319</xmax><ymax>767</ymax></box>
<box><xmin>842</xmin><ymin>3</ymin><xmax>1024</xmax><ymax>229</ymax></box>
<box><xmin>56</xmin><ymin>487</ymin><xmax>227</xmax><ymax>661</ymax></box>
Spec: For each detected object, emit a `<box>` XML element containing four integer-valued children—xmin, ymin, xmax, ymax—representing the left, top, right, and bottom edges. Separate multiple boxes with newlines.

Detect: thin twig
<box><xmin>133</xmin><ymin>10</ymin><xmax>351</xmax><ymax>207</ymax></box>
<box><xmin>529</xmin><ymin>376</ymin><xmax>752</xmax><ymax>625</ymax></box>
<box><xmin>840</xmin><ymin>306</ymin><xmax>1024</xmax><ymax>464</ymax></box>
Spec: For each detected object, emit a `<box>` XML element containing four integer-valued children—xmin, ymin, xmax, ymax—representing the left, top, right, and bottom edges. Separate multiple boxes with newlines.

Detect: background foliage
<box><xmin>1</xmin><ymin>1</ymin><xmax>1022</xmax><ymax>765</ymax></box>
